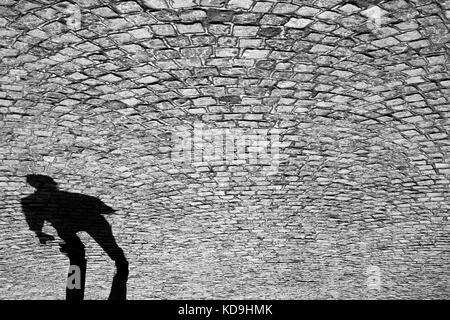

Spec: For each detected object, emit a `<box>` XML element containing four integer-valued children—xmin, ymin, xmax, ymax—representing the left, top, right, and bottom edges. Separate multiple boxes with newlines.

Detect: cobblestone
<box><xmin>0</xmin><ymin>0</ymin><xmax>449</xmax><ymax>300</ymax></box>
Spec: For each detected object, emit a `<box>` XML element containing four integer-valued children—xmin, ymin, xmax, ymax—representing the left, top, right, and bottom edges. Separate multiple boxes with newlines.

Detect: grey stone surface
<box><xmin>0</xmin><ymin>0</ymin><xmax>449</xmax><ymax>300</ymax></box>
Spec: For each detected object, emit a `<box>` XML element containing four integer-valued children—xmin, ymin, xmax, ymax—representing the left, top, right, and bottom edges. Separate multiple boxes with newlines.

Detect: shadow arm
<box><xmin>21</xmin><ymin>198</ymin><xmax>54</xmax><ymax>243</ymax></box>
<box><xmin>21</xmin><ymin>199</ymin><xmax>44</xmax><ymax>233</ymax></box>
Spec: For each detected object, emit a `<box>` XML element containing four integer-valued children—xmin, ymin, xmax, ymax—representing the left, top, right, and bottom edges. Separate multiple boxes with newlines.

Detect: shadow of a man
<box><xmin>21</xmin><ymin>174</ymin><xmax>129</xmax><ymax>300</ymax></box>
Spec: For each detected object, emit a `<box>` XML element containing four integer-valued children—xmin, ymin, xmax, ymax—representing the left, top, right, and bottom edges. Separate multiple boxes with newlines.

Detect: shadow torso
<box><xmin>22</xmin><ymin>190</ymin><xmax>115</xmax><ymax>233</ymax></box>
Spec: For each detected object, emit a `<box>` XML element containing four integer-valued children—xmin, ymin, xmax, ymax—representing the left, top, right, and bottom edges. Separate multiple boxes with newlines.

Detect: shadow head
<box><xmin>26</xmin><ymin>174</ymin><xmax>58</xmax><ymax>190</ymax></box>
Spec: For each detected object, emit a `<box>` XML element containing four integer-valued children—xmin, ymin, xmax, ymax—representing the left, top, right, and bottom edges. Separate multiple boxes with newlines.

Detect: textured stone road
<box><xmin>0</xmin><ymin>0</ymin><xmax>449</xmax><ymax>299</ymax></box>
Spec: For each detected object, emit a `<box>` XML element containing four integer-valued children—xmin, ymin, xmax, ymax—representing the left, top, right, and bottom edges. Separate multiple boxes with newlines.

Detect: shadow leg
<box><xmin>87</xmin><ymin>218</ymin><xmax>128</xmax><ymax>300</ymax></box>
<box><xmin>59</xmin><ymin>233</ymin><xmax>87</xmax><ymax>300</ymax></box>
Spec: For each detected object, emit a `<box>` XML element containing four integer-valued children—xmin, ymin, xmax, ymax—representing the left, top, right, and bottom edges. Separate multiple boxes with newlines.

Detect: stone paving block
<box><xmin>206</xmin><ymin>9</ymin><xmax>233</xmax><ymax>22</ymax></box>
<box><xmin>285</xmin><ymin>17</ymin><xmax>313</xmax><ymax>29</ymax></box>
<box><xmin>166</xmin><ymin>36</ymin><xmax>191</xmax><ymax>47</ymax></box>
<box><xmin>201</xmin><ymin>0</ymin><xmax>226</xmax><ymax>7</ymax></box>
<box><xmin>115</xmin><ymin>1</ymin><xmax>143</xmax><ymax>13</ymax></box>
<box><xmin>273</xmin><ymin>3</ymin><xmax>299</xmax><ymax>14</ymax></box>
<box><xmin>252</xmin><ymin>1</ymin><xmax>273</xmax><ymax>12</ymax></box>
<box><xmin>136</xmin><ymin>75</ymin><xmax>159</xmax><ymax>84</ymax></box>
<box><xmin>181</xmin><ymin>46</ymin><xmax>213</xmax><ymax>58</ymax></box>
<box><xmin>296</xmin><ymin>6</ymin><xmax>320</xmax><ymax>16</ymax></box>
<box><xmin>242</xmin><ymin>49</ymin><xmax>270</xmax><ymax>59</ymax></box>
<box><xmin>93</xmin><ymin>6</ymin><xmax>118</xmax><ymax>17</ymax></box>
<box><xmin>228</xmin><ymin>0</ymin><xmax>253</xmax><ymax>10</ymax></box>
<box><xmin>193</xmin><ymin>96</ymin><xmax>216</xmax><ymax>106</ymax></box>
<box><xmin>269</xmin><ymin>51</ymin><xmax>295</xmax><ymax>60</ymax></box>
<box><xmin>142</xmin><ymin>0</ymin><xmax>168</xmax><ymax>9</ymax></box>
<box><xmin>239</xmin><ymin>38</ymin><xmax>263</xmax><ymax>48</ymax></box>
<box><xmin>338</xmin><ymin>3</ymin><xmax>360</xmax><ymax>14</ymax></box>
<box><xmin>257</xmin><ymin>26</ymin><xmax>282</xmax><ymax>38</ymax></box>
<box><xmin>172</xmin><ymin>0</ymin><xmax>197</xmax><ymax>8</ymax></box>
<box><xmin>215</xmin><ymin>47</ymin><xmax>239</xmax><ymax>58</ymax></box>
<box><xmin>129</xmin><ymin>28</ymin><xmax>153</xmax><ymax>39</ymax></box>
<box><xmin>176</xmin><ymin>23</ymin><xmax>204</xmax><ymax>34</ymax></box>
<box><xmin>260</xmin><ymin>14</ymin><xmax>289</xmax><ymax>25</ymax></box>
<box><xmin>218</xmin><ymin>36</ymin><xmax>238</xmax><ymax>47</ymax></box>
<box><xmin>180</xmin><ymin>9</ymin><xmax>207</xmax><ymax>22</ymax></box>
<box><xmin>233</xmin><ymin>25</ymin><xmax>259</xmax><ymax>37</ymax></box>
<box><xmin>151</xmin><ymin>24</ymin><xmax>176</xmax><ymax>36</ymax></box>
<box><xmin>233</xmin><ymin>12</ymin><xmax>262</xmax><ymax>25</ymax></box>
<box><xmin>372</xmin><ymin>37</ymin><xmax>400</xmax><ymax>47</ymax></box>
<box><xmin>208</xmin><ymin>23</ymin><xmax>230</xmax><ymax>35</ymax></box>
<box><xmin>191</xmin><ymin>35</ymin><xmax>216</xmax><ymax>46</ymax></box>
<box><xmin>396</xmin><ymin>30</ymin><xmax>423</xmax><ymax>42</ymax></box>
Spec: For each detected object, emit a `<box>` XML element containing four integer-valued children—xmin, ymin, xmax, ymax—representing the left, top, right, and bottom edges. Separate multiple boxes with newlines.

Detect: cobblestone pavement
<box><xmin>0</xmin><ymin>0</ymin><xmax>449</xmax><ymax>299</ymax></box>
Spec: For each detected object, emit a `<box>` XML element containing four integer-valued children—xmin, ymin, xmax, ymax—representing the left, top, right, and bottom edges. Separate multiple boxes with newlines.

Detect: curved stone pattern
<box><xmin>0</xmin><ymin>0</ymin><xmax>449</xmax><ymax>299</ymax></box>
